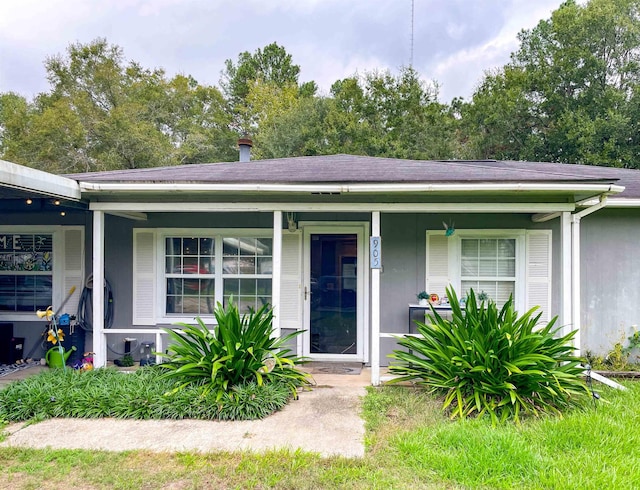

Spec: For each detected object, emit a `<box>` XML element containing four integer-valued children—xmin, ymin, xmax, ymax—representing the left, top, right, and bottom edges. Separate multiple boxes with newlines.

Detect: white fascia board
<box><xmin>90</xmin><ymin>201</ymin><xmax>576</xmax><ymax>213</ymax></box>
<box><xmin>80</xmin><ymin>182</ymin><xmax>344</xmax><ymax>193</ymax></box>
<box><xmin>347</xmin><ymin>183</ymin><xmax>626</xmax><ymax>194</ymax></box>
<box><xmin>1</xmin><ymin>159</ymin><xmax>81</xmax><ymax>200</ymax></box>
<box><xmin>603</xmin><ymin>198</ymin><xmax>640</xmax><ymax>208</ymax></box>
<box><xmin>79</xmin><ymin>181</ymin><xmax>624</xmax><ymax>195</ymax></box>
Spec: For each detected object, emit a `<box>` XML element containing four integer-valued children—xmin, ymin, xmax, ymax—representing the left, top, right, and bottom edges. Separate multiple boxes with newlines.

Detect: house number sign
<box><xmin>370</xmin><ymin>236</ymin><xmax>382</xmax><ymax>269</ymax></box>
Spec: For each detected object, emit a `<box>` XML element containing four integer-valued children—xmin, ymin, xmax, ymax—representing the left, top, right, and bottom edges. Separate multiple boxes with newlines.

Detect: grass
<box><xmin>1</xmin><ymin>381</ymin><xmax>639</xmax><ymax>489</ymax></box>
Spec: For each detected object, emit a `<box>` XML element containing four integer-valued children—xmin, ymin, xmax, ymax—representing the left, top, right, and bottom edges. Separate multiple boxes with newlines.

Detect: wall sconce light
<box><xmin>26</xmin><ymin>198</ymin><xmax>33</xmax><ymax>205</ymax></box>
<box><xmin>286</xmin><ymin>212</ymin><xmax>297</xmax><ymax>232</ymax></box>
<box><xmin>60</xmin><ymin>211</ymin><xmax>66</xmax><ymax>217</ymax></box>
<box><xmin>54</xmin><ymin>199</ymin><xmax>61</xmax><ymax>206</ymax></box>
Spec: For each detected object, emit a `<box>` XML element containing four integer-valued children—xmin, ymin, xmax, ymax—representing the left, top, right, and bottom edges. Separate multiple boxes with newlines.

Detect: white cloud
<box><xmin>0</xmin><ymin>0</ymin><xmax>569</xmax><ymax>102</ymax></box>
<box><xmin>430</xmin><ymin>0</ymin><xmax>564</xmax><ymax>101</ymax></box>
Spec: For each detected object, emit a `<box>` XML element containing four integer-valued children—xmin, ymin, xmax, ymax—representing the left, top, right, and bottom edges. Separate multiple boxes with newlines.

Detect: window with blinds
<box><xmin>460</xmin><ymin>238</ymin><xmax>516</xmax><ymax>306</ymax></box>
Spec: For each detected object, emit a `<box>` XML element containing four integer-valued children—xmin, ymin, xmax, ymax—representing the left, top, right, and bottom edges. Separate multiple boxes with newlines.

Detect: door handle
<box><xmin>304</xmin><ymin>286</ymin><xmax>308</xmax><ymax>300</ymax></box>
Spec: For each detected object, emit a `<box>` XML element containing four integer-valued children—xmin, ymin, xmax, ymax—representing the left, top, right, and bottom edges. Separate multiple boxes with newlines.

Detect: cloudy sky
<box><xmin>0</xmin><ymin>0</ymin><xmax>567</xmax><ymax>103</ymax></box>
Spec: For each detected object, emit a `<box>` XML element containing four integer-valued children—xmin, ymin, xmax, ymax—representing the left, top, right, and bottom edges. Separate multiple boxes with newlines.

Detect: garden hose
<box><xmin>76</xmin><ymin>275</ymin><xmax>114</xmax><ymax>331</ymax></box>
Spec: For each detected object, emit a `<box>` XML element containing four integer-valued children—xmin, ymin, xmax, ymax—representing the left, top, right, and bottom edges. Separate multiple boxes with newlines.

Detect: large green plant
<box><xmin>388</xmin><ymin>287</ymin><xmax>589</xmax><ymax>422</ymax></box>
<box><xmin>160</xmin><ymin>300</ymin><xmax>311</xmax><ymax>399</ymax></box>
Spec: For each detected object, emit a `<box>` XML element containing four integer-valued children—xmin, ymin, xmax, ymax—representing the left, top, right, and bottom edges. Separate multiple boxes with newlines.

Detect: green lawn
<box><xmin>1</xmin><ymin>381</ymin><xmax>639</xmax><ymax>489</ymax></box>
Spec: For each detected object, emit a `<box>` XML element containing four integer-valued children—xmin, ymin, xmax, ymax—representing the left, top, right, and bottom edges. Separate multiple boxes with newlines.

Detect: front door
<box><xmin>303</xmin><ymin>225</ymin><xmax>364</xmax><ymax>361</ymax></box>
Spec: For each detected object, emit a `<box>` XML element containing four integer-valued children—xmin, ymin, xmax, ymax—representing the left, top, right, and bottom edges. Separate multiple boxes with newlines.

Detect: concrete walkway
<box><xmin>0</xmin><ymin>369</ymin><xmax>369</xmax><ymax>458</ymax></box>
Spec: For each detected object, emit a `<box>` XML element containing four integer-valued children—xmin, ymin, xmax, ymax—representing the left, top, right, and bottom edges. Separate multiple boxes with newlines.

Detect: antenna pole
<box><xmin>410</xmin><ymin>0</ymin><xmax>415</xmax><ymax>67</ymax></box>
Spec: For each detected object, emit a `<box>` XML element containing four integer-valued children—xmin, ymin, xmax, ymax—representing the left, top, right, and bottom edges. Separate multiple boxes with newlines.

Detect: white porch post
<box><xmin>272</xmin><ymin>211</ymin><xmax>282</xmax><ymax>338</ymax></box>
<box><xmin>92</xmin><ymin>210</ymin><xmax>106</xmax><ymax>367</ymax></box>
<box><xmin>371</xmin><ymin>211</ymin><xmax>381</xmax><ymax>386</ymax></box>
<box><xmin>561</xmin><ymin>211</ymin><xmax>572</xmax><ymax>336</ymax></box>
<box><xmin>571</xmin><ymin>215</ymin><xmax>581</xmax><ymax>354</ymax></box>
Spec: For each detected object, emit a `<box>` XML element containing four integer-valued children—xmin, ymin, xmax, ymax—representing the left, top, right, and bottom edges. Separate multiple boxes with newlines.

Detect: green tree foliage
<box><xmin>0</xmin><ymin>39</ymin><xmax>236</xmax><ymax>173</ymax></box>
<box><xmin>220</xmin><ymin>42</ymin><xmax>302</xmax><ymax>106</ymax></box>
<box><xmin>462</xmin><ymin>0</ymin><xmax>640</xmax><ymax>167</ymax></box>
<box><xmin>335</xmin><ymin>67</ymin><xmax>457</xmax><ymax>160</ymax></box>
<box><xmin>250</xmin><ymin>67</ymin><xmax>458</xmax><ymax>160</ymax></box>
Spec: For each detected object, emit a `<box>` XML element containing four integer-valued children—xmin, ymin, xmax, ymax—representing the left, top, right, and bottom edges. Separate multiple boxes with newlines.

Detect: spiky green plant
<box><xmin>160</xmin><ymin>299</ymin><xmax>311</xmax><ymax>399</ymax></box>
<box><xmin>388</xmin><ymin>286</ymin><xmax>589</xmax><ymax>422</ymax></box>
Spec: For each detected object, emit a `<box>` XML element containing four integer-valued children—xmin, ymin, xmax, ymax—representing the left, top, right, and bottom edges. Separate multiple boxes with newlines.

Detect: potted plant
<box><xmin>417</xmin><ymin>291</ymin><xmax>430</xmax><ymax>306</ymax></box>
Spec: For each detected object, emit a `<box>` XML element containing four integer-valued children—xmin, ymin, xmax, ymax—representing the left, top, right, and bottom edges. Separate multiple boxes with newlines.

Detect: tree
<box><xmin>220</xmin><ymin>42</ymin><xmax>301</xmax><ymax>106</ymax></box>
<box><xmin>463</xmin><ymin>0</ymin><xmax>640</xmax><ymax>167</ymax></box>
<box><xmin>246</xmin><ymin>67</ymin><xmax>458</xmax><ymax>161</ymax></box>
<box><xmin>326</xmin><ymin>68</ymin><xmax>456</xmax><ymax>159</ymax></box>
<box><xmin>0</xmin><ymin>39</ymin><xmax>237</xmax><ymax>173</ymax></box>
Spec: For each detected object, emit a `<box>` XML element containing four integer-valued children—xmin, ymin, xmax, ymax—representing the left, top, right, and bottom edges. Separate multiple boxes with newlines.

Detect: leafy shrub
<box><xmin>161</xmin><ymin>299</ymin><xmax>311</xmax><ymax>398</ymax></box>
<box><xmin>0</xmin><ymin>367</ymin><xmax>294</xmax><ymax>421</ymax></box>
<box><xmin>388</xmin><ymin>287</ymin><xmax>589</xmax><ymax>422</ymax></box>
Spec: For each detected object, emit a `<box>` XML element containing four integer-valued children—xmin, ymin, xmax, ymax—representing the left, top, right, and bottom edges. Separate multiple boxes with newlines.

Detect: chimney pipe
<box><xmin>238</xmin><ymin>137</ymin><xmax>253</xmax><ymax>162</ymax></box>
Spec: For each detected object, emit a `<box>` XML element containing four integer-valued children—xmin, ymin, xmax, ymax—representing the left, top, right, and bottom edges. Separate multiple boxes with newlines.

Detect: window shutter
<box><xmin>426</xmin><ymin>231</ymin><xmax>450</xmax><ymax>299</ymax></box>
<box><xmin>525</xmin><ymin>230</ymin><xmax>552</xmax><ymax>322</ymax></box>
<box><xmin>279</xmin><ymin>231</ymin><xmax>302</xmax><ymax>330</ymax></box>
<box><xmin>133</xmin><ymin>229</ymin><xmax>156</xmax><ymax>325</ymax></box>
<box><xmin>62</xmin><ymin>227</ymin><xmax>84</xmax><ymax>316</ymax></box>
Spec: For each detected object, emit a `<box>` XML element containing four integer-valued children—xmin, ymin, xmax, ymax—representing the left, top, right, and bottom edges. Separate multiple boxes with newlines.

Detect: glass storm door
<box><xmin>304</xmin><ymin>230</ymin><xmax>362</xmax><ymax>359</ymax></box>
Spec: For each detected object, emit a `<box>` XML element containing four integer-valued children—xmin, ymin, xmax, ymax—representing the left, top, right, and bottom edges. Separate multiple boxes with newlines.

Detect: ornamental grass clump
<box><xmin>388</xmin><ymin>286</ymin><xmax>589</xmax><ymax>423</ymax></box>
<box><xmin>160</xmin><ymin>299</ymin><xmax>311</xmax><ymax>399</ymax></box>
<box><xmin>0</xmin><ymin>367</ymin><xmax>293</xmax><ymax>421</ymax></box>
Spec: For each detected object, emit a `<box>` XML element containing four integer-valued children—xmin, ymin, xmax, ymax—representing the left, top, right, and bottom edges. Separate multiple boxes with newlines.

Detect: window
<box><xmin>165</xmin><ymin>237</ymin><xmax>215</xmax><ymax>315</ymax></box>
<box><xmin>0</xmin><ymin>233</ymin><xmax>53</xmax><ymax>312</ymax></box>
<box><xmin>161</xmin><ymin>233</ymin><xmax>272</xmax><ymax>318</ymax></box>
<box><xmin>426</xmin><ymin>229</ymin><xmax>551</xmax><ymax>321</ymax></box>
<box><xmin>222</xmin><ymin>237</ymin><xmax>273</xmax><ymax>312</ymax></box>
<box><xmin>460</xmin><ymin>238</ymin><xmax>516</xmax><ymax>306</ymax></box>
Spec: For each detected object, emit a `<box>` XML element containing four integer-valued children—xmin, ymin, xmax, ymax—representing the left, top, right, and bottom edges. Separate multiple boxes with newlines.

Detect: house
<box><xmin>2</xmin><ymin>147</ymin><xmax>640</xmax><ymax>384</ymax></box>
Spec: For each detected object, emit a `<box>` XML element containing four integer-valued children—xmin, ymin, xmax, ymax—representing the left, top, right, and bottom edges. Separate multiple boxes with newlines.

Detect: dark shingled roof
<box><xmin>66</xmin><ymin>154</ymin><xmax>640</xmax><ymax>197</ymax></box>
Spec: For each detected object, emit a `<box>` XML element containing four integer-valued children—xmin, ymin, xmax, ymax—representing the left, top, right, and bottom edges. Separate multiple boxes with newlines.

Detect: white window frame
<box><xmin>156</xmin><ymin>228</ymin><xmax>273</xmax><ymax>324</ymax></box>
<box><xmin>0</xmin><ymin>226</ymin><xmax>63</xmax><ymax>321</ymax></box>
<box><xmin>448</xmin><ymin>229</ymin><xmax>526</xmax><ymax>312</ymax></box>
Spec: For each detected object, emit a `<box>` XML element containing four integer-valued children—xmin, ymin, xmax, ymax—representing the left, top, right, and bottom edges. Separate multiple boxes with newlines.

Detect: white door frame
<box><xmin>302</xmin><ymin>222</ymin><xmax>367</xmax><ymax>362</ymax></box>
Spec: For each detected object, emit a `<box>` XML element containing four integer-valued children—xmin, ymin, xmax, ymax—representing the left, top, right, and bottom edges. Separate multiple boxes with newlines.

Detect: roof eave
<box><xmin>1</xmin><ymin>159</ymin><xmax>82</xmax><ymax>200</ymax></box>
<box><xmin>78</xmin><ymin>182</ymin><xmax>625</xmax><ymax>195</ymax></box>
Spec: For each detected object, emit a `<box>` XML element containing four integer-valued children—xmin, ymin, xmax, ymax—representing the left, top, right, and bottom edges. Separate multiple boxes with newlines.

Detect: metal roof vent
<box><xmin>238</xmin><ymin>137</ymin><xmax>253</xmax><ymax>162</ymax></box>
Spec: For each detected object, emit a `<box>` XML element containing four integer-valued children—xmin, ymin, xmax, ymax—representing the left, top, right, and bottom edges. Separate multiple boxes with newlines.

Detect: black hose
<box><xmin>76</xmin><ymin>276</ymin><xmax>114</xmax><ymax>331</ymax></box>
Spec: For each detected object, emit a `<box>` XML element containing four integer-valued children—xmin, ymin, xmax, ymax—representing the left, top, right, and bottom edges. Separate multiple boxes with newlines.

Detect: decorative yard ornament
<box><xmin>443</xmin><ymin>220</ymin><xmax>455</xmax><ymax>237</ymax></box>
<box><xmin>35</xmin><ymin>286</ymin><xmax>77</xmax><ymax>371</ymax></box>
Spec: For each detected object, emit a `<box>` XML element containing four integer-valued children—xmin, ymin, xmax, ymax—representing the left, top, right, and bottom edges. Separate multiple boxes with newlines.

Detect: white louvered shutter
<box><xmin>279</xmin><ymin>231</ymin><xmax>302</xmax><ymax>330</ymax></box>
<box><xmin>133</xmin><ymin>229</ymin><xmax>156</xmax><ymax>325</ymax></box>
<box><xmin>62</xmin><ymin>227</ymin><xmax>84</xmax><ymax>315</ymax></box>
<box><xmin>525</xmin><ymin>230</ymin><xmax>552</xmax><ymax>322</ymax></box>
<box><xmin>426</xmin><ymin>231</ymin><xmax>450</xmax><ymax>300</ymax></box>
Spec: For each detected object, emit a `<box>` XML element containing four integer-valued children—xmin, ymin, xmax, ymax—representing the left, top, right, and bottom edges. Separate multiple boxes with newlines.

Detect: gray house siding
<box><xmin>582</xmin><ymin>209</ymin><xmax>640</xmax><ymax>356</ymax></box>
<box><xmin>376</xmin><ymin>213</ymin><xmax>560</xmax><ymax>365</ymax></box>
<box><xmin>95</xmin><ymin>211</ymin><xmax>371</xmax><ymax>359</ymax></box>
<box><xmin>4</xmin><ymin>205</ymin><xmax>634</xmax><ymax>364</ymax></box>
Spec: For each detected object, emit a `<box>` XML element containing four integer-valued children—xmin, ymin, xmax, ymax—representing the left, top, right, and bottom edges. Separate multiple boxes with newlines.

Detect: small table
<box><xmin>408</xmin><ymin>303</ymin><xmax>453</xmax><ymax>332</ymax></box>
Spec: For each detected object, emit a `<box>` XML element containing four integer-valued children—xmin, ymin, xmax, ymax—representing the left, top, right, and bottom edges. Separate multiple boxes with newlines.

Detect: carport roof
<box><xmin>0</xmin><ymin>159</ymin><xmax>81</xmax><ymax>201</ymax></box>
